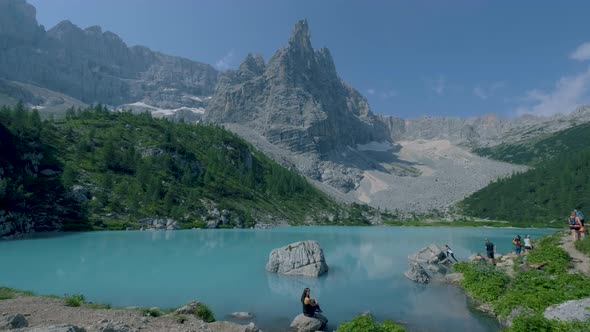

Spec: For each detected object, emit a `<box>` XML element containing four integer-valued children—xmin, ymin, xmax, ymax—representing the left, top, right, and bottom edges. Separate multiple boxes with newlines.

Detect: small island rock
<box><xmin>265</xmin><ymin>240</ymin><xmax>328</xmax><ymax>277</ymax></box>
<box><xmin>290</xmin><ymin>313</ymin><xmax>328</xmax><ymax>331</ymax></box>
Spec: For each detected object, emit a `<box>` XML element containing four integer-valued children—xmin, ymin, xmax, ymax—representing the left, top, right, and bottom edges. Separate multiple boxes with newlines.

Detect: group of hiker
<box><xmin>568</xmin><ymin>209</ymin><xmax>586</xmax><ymax>241</ymax></box>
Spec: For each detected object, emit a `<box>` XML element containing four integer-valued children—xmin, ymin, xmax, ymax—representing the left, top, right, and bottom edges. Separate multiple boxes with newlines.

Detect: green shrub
<box><xmin>86</xmin><ymin>302</ymin><xmax>112</xmax><ymax>309</ymax></box>
<box><xmin>175</xmin><ymin>314</ymin><xmax>189</xmax><ymax>324</ymax></box>
<box><xmin>64</xmin><ymin>293</ymin><xmax>86</xmax><ymax>307</ymax></box>
<box><xmin>454</xmin><ymin>262</ymin><xmax>510</xmax><ymax>303</ymax></box>
<box><xmin>195</xmin><ymin>303</ymin><xmax>215</xmax><ymax>323</ymax></box>
<box><xmin>141</xmin><ymin>307</ymin><xmax>163</xmax><ymax>317</ymax></box>
<box><xmin>0</xmin><ymin>287</ymin><xmax>35</xmax><ymax>300</ymax></box>
<box><xmin>337</xmin><ymin>315</ymin><xmax>405</xmax><ymax>332</ymax></box>
<box><xmin>574</xmin><ymin>235</ymin><xmax>590</xmax><ymax>257</ymax></box>
<box><xmin>526</xmin><ymin>234</ymin><xmax>571</xmax><ymax>274</ymax></box>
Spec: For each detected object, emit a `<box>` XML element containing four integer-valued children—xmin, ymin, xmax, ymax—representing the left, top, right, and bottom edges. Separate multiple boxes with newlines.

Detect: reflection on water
<box><xmin>0</xmin><ymin>226</ymin><xmax>555</xmax><ymax>331</ymax></box>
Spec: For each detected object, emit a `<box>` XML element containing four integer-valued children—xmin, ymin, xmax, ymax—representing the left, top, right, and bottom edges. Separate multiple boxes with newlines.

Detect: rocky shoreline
<box><xmin>0</xmin><ymin>295</ymin><xmax>259</xmax><ymax>332</ymax></box>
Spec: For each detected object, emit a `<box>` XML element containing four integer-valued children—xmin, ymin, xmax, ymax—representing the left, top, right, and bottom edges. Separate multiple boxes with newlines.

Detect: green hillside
<box><xmin>461</xmin><ymin>151</ymin><xmax>590</xmax><ymax>223</ymax></box>
<box><xmin>474</xmin><ymin>122</ymin><xmax>590</xmax><ymax>165</ymax></box>
<box><xmin>1</xmin><ymin>104</ymin><xmax>373</xmax><ymax>235</ymax></box>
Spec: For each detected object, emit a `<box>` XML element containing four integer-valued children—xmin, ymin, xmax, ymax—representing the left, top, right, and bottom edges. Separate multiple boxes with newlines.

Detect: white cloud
<box><xmin>425</xmin><ymin>75</ymin><xmax>446</xmax><ymax>95</ymax></box>
<box><xmin>366</xmin><ymin>88</ymin><xmax>375</xmax><ymax>95</ymax></box>
<box><xmin>215</xmin><ymin>50</ymin><xmax>235</xmax><ymax>70</ymax></box>
<box><xmin>380</xmin><ymin>89</ymin><xmax>398</xmax><ymax>99</ymax></box>
<box><xmin>473</xmin><ymin>81</ymin><xmax>505</xmax><ymax>100</ymax></box>
<box><xmin>515</xmin><ymin>67</ymin><xmax>590</xmax><ymax>116</ymax></box>
<box><xmin>570</xmin><ymin>42</ymin><xmax>590</xmax><ymax>61</ymax></box>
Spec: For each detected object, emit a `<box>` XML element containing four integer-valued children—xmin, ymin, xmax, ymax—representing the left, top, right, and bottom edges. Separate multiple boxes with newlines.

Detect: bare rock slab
<box><xmin>289</xmin><ymin>313</ymin><xmax>328</xmax><ymax>331</ymax></box>
<box><xmin>404</xmin><ymin>262</ymin><xmax>430</xmax><ymax>283</ymax></box>
<box><xmin>544</xmin><ymin>297</ymin><xmax>590</xmax><ymax>322</ymax></box>
<box><xmin>408</xmin><ymin>244</ymin><xmax>447</xmax><ymax>264</ymax></box>
<box><xmin>266</xmin><ymin>240</ymin><xmax>328</xmax><ymax>277</ymax></box>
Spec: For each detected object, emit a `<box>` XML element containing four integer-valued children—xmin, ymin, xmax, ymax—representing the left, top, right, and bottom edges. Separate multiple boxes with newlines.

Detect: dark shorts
<box><xmin>524</xmin><ymin>246</ymin><xmax>532</xmax><ymax>250</ymax></box>
<box><xmin>487</xmin><ymin>251</ymin><xmax>494</xmax><ymax>259</ymax></box>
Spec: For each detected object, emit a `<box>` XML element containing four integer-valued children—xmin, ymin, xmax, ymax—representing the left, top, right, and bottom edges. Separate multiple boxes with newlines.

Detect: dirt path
<box><xmin>560</xmin><ymin>232</ymin><xmax>590</xmax><ymax>275</ymax></box>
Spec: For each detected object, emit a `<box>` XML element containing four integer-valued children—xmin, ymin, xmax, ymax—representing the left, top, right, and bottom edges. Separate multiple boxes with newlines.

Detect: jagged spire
<box><xmin>288</xmin><ymin>19</ymin><xmax>312</xmax><ymax>52</ymax></box>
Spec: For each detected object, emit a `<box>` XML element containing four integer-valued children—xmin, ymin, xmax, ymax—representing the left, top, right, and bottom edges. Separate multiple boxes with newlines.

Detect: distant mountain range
<box><xmin>0</xmin><ymin>0</ymin><xmax>217</xmax><ymax>115</ymax></box>
<box><xmin>2</xmin><ymin>0</ymin><xmax>590</xmax><ymax>215</ymax></box>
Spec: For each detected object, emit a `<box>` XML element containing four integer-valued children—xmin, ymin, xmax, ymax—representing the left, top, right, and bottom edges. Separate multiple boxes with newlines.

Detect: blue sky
<box><xmin>29</xmin><ymin>0</ymin><xmax>590</xmax><ymax>118</ymax></box>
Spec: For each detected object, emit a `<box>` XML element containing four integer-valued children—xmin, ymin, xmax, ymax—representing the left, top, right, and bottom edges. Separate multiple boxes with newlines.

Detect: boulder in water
<box><xmin>265</xmin><ymin>240</ymin><xmax>328</xmax><ymax>277</ymax></box>
<box><xmin>404</xmin><ymin>262</ymin><xmax>430</xmax><ymax>283</ymax></box>
<box><xmin>290</xmin><ymin>313</ymin><xmax>328</xmax><ymax>331</ymax></box>
<box><xmin>408</xmin><ymin>244</ymin><xmax>448</xmax><ymax>264</ymax></box>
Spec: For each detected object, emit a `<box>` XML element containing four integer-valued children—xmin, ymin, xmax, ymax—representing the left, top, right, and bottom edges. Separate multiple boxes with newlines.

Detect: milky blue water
<box><xmin>0</xmin><ymin>226</ymin><xmax>555</xmax><ymax>331</ymax></box>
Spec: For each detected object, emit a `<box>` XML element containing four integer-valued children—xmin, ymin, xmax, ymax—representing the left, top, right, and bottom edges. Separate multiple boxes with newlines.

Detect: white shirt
<box><xmin>524</xmin><ymin>238</ymin><xmax>531</xmax><ymax>247</ymax></box>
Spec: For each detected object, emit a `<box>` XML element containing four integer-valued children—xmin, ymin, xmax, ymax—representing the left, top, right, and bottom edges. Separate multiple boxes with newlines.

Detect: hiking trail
<box><xmin>560</xmin><ymin>232</ymin><xmax>590</xmax><ymax>275</ymax></box>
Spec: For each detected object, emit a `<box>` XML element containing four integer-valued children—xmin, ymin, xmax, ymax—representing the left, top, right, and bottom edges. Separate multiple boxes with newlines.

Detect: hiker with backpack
<box><xmin>568</xmin><ymin>212</ymin><xmax>582</xmax><ymax>241</ymax></box>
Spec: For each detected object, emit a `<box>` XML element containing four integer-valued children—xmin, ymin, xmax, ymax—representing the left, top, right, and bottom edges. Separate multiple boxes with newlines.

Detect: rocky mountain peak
<box><xmin>238</xmin><ymin>53</ymin><xmax>265</xmax><ymax>76</ymax></box>
<box><xmin>288</xmin><ymin>19</ymin><xmax>312</xmax><ymax>52</ymax></box>
<box><xmin>0</xmin><ymin>0</ymin><xmax>44</xmax><ymax>47</ymax></box>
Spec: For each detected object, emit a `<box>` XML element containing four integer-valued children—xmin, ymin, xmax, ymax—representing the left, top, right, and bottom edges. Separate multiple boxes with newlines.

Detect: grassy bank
<box><xmin>453</xmin><ymin>232</ymin><xmax>590</xmax><ymax>331</ymax></box>
<box><xmin>384</xmin><ymin>219</ymin><xmax>563</xmax><ymax>228</ymax></box>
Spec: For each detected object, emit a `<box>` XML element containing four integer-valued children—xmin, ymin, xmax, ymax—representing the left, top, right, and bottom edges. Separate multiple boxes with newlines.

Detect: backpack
<box><xmin>577</xmin><ymin>210</ymin><xmax>585</xmax><ymax>220</ymax></box>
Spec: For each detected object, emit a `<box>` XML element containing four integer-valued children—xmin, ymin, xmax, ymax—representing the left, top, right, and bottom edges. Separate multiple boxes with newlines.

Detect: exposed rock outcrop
<box><xmin>408</xmin><ymin>244</ymin><xmax>449</xmax><ymax>265</ymax></box>
<box><xmin>265</xmin><ymin>240</ymin><xmax>328</xmax><ymax>277</ymax></box>
<box><xmin>138</xmin><ymin>218</ymin><xmax>179</xmax><ymax>230</ymax></box>
<box><xmin>0</xmin><ymin>313</ymin><xmax>28</xmax><ymax>329</ymax></box>
<box><xmin>404</xmin><ymin>262</ymin><xmax>430</xmax><ymax>283</ymax></box>
<box><xmin>543</xmin><ymin>297</ymin><xmax>590</xmax><ymax>322</ymax></box>
<box><xmin>289</xmin><ymin>313</ymin><xmax>328</xmax><ymax>332</ymax></box>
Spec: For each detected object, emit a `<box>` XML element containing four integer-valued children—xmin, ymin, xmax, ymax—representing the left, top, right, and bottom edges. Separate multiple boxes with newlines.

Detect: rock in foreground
<box><xmin>265</xmin><ymin>240</ymin><xmax>328</xmax><ymax>277</ymax></box>
<box><xmin>404</xmin><ymin>262</ymin><xmax>430</xmax><ymax>283</ymax></box>
<box><xmin>290</xmin><ymin>313</ymin><xmax>328</xmax><ymax>332</ymax></box>
<box><xmin>543</xmin><ymin>297</ymin><xmax>590</xmax><ymax>322</ymax></box>
<box><xmin>1</xmin><ymin>313</ymin><xmax>28</xmax><ymax>329</ymax></box>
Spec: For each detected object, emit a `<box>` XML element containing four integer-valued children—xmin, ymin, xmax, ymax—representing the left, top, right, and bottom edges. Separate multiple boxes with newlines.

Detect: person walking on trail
<box><xmin>485</xmin><ymin>238</ymin><xmax>496</xmax><ymax>266</ymax></box>
<box><xmin>523</xmin><ymin>235</ymin><xmax>533</xmax><ymax>254</ymax></box>
<box><xmin>443</xmin><ymin>244</ymin><xmax>459</xmax><ymax>263</ymax></box>
<box><xmin>569</xmin><ymin>212</ymin><xmax>582</xmax><ymax>241</ymax></box>
<box><xmin>575</xmin><ymin>209</ymin><xmax>586</xmax><ymax>240</ymax></box>
<box><xmin>513</xmin><ymin>235</ymin><xmax>522</xmax><ymax>255</ymax></box>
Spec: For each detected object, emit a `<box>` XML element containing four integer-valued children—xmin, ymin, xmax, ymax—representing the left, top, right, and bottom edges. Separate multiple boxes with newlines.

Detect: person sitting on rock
<box><xmin>443</xmin><ymin>244</ymin><xmax>458</xmax><ymax>263</ymax></box>
<box><xmin>301</xmin><ymin>288</ymin><xmax>323</xmax><ymax>317</ymax></box>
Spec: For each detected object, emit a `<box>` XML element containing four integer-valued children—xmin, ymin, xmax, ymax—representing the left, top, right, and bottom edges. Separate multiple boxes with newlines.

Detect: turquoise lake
<box><xmin>0</xmin><ymin>226</ymin><xmax>556</xmax><ymax>331</ymax></box>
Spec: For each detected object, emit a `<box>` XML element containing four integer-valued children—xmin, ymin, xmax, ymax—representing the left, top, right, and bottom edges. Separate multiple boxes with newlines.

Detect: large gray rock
<box><xmin>208</xmin><ymin>321</ymin><xmax>260</xmax><ymax>332</ymax></box>
<box><xmin>543</xmin><ymin>297</ymin><xmax>590</xmax><ymax>322</ymax></box>
<box><xmin>408</xmin><ymin>244</ymin><xmax>448</xmax><ymax>265</ymax></box>
<box><xmin>93</xmin><ymin>320</ymin><xmax>134</xmax><ymax>332</ymax></box>
<box><xmin>289</xmin><ymin>313</ymin><xmax>328</xmax><ymax>332</ymax></box>
<box><xmin>0</xmin><ymin>313</ymin><xmax>28</xmax><ymax>329</ymax></box>
<box><xmin>174</xmin><ymin>300</ymin><xmax>199</xmax><ymax>315</ymax></box>
<box><xmin>14</xmin><ymin>325</ymin><xmax>86</xmax><ymax>332</ymax></box>
<box><xmin>404</xmin><ymin>262</ymin><xmax>430</xmax><ymax>284</ymax></box>
<box><xmin>265</xmin><ymin>240</ymin><xmax>328</xmax><ymax>277</ymax></box>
